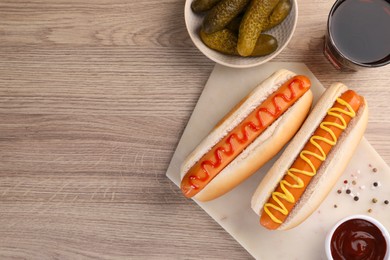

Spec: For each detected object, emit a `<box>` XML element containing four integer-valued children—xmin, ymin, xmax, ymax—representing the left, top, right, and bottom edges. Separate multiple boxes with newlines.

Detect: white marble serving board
<box><xmin>166</xmin><ymin>62</ymin><xmax>390</xmax><ymax>259</ymax></box>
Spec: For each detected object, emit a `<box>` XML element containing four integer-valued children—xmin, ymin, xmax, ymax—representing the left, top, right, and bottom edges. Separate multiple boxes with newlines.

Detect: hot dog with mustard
<box><xmin>180</xmin><ymin>69</ymin><xmax>313</xmax><ymax>201</ymax></box>
<box><xmin>251</xmin><ymin>83</ymin><xmax>368</xmax><ymax>230</ymax></box>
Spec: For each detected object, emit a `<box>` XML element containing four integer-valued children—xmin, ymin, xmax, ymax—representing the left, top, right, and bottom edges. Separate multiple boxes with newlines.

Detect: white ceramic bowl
<box><xmin>325</xmin><ymin>215</ymin><xmax>390</xmax><ymax>260</ymax></box>
<box><xmin>184</xmin><ymin>0</ymin><xmax>298</xmax><ymax>68</ymax></box>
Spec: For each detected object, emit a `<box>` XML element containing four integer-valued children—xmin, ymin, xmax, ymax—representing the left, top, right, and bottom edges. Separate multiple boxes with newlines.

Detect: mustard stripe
<box><xmin>263</xmin><ymin>97</ymin><xmax>356</xmax><ymax>224</ymax></box>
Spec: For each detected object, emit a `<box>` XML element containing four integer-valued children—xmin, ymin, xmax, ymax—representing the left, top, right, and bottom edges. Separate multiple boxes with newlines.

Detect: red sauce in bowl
<box><xmin>330</xmin><ymin>218</ymin><xmax>387</xmax><ymax>260</ymax></box>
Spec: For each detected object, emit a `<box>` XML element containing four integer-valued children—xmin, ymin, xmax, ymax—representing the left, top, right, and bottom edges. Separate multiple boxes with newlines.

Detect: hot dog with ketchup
<box><xmin>180</xmin><ymin>69</ymin><xmax>313</xmax><ymax>201</ymax></box>
<box><xmin>251</xmin><ymin>83</ymin><xmax>368</xmax><ymax>230</ymax></box>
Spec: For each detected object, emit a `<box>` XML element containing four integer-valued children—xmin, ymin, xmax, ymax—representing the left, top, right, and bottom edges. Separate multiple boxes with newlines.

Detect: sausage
<box><xmin>260</xmin><ymin>90</ymin><xmax>363</xmax><ymax>230</ymax></box>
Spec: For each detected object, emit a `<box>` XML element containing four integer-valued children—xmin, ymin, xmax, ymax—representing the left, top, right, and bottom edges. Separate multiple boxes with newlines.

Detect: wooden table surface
<box><xmin>0</xmin><ymin>0</ymin><xmax>389</xmax><ymax>259</ymax></box>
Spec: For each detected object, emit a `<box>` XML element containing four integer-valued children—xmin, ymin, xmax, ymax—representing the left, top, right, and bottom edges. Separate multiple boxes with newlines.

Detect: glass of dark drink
<box><xmin>324</xmin><ymin>0</ymin><xmax>390</xmax><ymax>71</ymax></box>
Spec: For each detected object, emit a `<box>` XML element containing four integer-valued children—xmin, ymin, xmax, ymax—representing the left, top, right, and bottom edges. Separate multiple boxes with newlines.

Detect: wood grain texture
<box><xmin>0</xmin><ymin>0</ymin><xmax>389</xmax><ymax>259</ymax></box>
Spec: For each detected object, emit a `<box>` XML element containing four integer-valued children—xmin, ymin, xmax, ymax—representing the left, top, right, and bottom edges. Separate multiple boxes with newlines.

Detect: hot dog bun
<box><xmin>180</xmin><ymin>69</ymin><xmax>313</xmax><ymax>202</ymax></box>
<box><xmin>251</xmin><ymin>83</ymin><xmax>368</xmax><ymax>230</ymax></box>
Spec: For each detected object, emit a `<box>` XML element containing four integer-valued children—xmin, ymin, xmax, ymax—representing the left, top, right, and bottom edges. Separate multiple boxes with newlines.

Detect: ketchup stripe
<box><xmin>188</xmin><ymin>78</ymin><xmax>306</xmax><ymax>191</ymax></box>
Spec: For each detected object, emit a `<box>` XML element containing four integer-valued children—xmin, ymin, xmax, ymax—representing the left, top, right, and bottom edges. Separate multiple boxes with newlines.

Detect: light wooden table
<box><xmin>0</xmin><ymin>1</ymin><xmax>389</xmax><ymax>259</ymax></box>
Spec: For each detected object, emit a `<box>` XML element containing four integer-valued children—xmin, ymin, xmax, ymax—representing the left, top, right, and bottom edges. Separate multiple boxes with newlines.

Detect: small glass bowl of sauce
<box><xmin>325</xmin><ymin>215</ymin><xmax>390</xmax><ymax>260</ymax></box>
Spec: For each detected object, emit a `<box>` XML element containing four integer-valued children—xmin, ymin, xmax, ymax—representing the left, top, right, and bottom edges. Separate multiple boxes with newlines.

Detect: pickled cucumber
<box><xmin>251</xmin><ymin>34</ymin><xmax>278</xmax><ymax>56</ymax></box>
<box><xmin>200</xmin><ymin>29</ymin><xmax>278</xmax><ymax>57</ymax></box>
<box><xmin>200</xmin><ymin>29</ymin><xmax>239</xmax><ymax>55</ymax></box>
<box><xmin>263</xmin><ymin>0</ymin><xmax>292</xmax><ymax>31</ymax></box>
<box><xmin>237</xmin><ymin>0</ymin><xmax>280</xmax><ymax>56</ymax></box>
<box><xmin>202</xmin><ymin>0</ymin><xmax>250</xmax><ymax>34</ymax></box>
<box><xmin>226</xmin><ymin>14</ymin><xmax>243</xmax><ymax>34</ymax></box>
<box><xmin>191</xmin><ymin>0</ymin><xmax>222</xmax><ymax>13</ymax></box>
